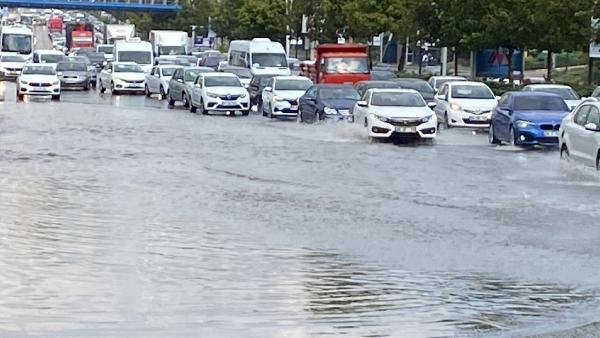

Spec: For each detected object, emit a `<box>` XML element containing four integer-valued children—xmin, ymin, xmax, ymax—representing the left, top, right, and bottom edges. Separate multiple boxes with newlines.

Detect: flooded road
<box><xmin>1</xmin><ymin>82</ymin><xmax>600</xmax><ymax>337</ymax></box>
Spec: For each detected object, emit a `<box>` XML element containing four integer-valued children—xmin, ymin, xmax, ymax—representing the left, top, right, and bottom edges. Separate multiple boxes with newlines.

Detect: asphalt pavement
<box><xmin>0</xmin><ymin>81</ymin><xmax>599</xmax><ymax>337</ymax></box>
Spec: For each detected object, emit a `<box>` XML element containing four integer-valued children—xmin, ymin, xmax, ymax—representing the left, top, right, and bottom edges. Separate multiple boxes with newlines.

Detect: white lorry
<box><xmin>149</xmin><ymin>30</ymin><xmax>188</xmax><ymax>57</ymax></box>
<box><xmin>104</xmin><ymin>24</ymin><xmax>135</xmax><ymax>44</ymax></box>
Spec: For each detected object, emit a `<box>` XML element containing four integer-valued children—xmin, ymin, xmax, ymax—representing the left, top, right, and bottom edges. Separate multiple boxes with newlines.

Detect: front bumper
<box><xmin>60</xmin><ymin>77</ymin><xmax>90</xmax><ymax>88</ymax></box>
<box><xmin>272</xmin><ymin>99</ymin><xmax>299</xmax><ymax>116</ymax></box>
<box><xmin>205</xmin><ymin>96</ymin><xmax>250</xmax><ymax>111</ymax></box>
<box><xmin>20</xmin><ymin>83</ymin><xmax>60</xmax><ymax>96</ymax></box>
<box><xmin>368</xmin><ymin>115</ymin><xmax>438</xmax><ymax>139</ymax></box>
<box><xmin>514</xmin><ymin>126</ymin><xmax>560</xmax><ymax>146</ymax></box>
<box><xmin>2</xmin><ymin>69</ymin><xmax>22</xmax><ymax>78</ymax></box>
<box><xmin>114</xmin><ymin>80</ymin><xmax>145</xmax><ymax>92</ymax></box>
<box><xmin>448</xmin><ymin>109</ymin><xmax>491</xmax><ymax>128</ymax></box>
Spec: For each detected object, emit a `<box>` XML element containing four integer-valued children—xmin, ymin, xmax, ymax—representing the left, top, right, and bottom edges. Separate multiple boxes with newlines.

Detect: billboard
<box><xmin>475</xmin><ymin>49</ymin><xmax>523</xmax><ymax>78</ymax></box>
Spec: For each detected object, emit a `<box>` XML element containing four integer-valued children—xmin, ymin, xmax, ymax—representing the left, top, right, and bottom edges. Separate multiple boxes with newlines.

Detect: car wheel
<box><xmin>596</xmin><ymin>151</ymin><xmax>600</xmax><ymax>170</ymax></box>
<box><xmin>160</xmin><ymin>86</ymin><xmax>166</xmax><ymax>100</ymax></box>
<box><xmin>145</xmin><ymin>85</ymin><xmax>151</xmax><ymax>97</ymax></box>
<box><xmin>84</xmin><ymin>83</ymin><xmax>90</xmax><ymax>91</ymax></box>
<box><xmin>99</xmin><ymin>80</ymin><xmax>106</xmax><ymax>93</ymax></box>
<box><xmin>297</xmin><ymin>107</ymin><xmax>303</xmax><ymax>123</ymax></box>
<box><xmin>444</xmin><ymin>112</ymin><xmax>451</xmax><ymax>129</ymax></box>
<box><xmin>489</xmin><ymin>124</ymin><xmax>501</xmax><ymax>145</ymax></box>
<box><xmin>268</xmin><ymin>103</ymin><xmax>274</xmax><ymax>119</ymax></box>
<box><xmin>111</xmin><ymin>82</ymin><xmax>119</xmax><ymax>95</ymax></box>
<box><xmin>190</xmin><ymin>100</ymin><xmax>197</xmax><ymax>113</ymax></box>
<box><xmin>560</xmin><ymin>144</ymin><xmax>570</xmax><ymax>161</ymax></box>
<box><xmin>509</xmin><ymin>126</ymin><xmax>517</xmax><ymax>146</ymax></box>
<box><xmin>242</xmin><ymin>109</ymin><xmax>250</xmax><ymax>116</ymax></box>
<box><xmin>311</xmin><ymin>111</ymin><xmax>320</xmax><ymax>124</ymax></box>
<box><xmin>259</xmin><ymin>100</ymin><xmax>265</xmax><ymax>117</ymax></box>
<box><xmin>167</xmin><ymin>94</ymin><xmax>175</xmax><ymax>108</ymax></box>
<box><xmin>200</xmin><ymin>99</ymin><xmax>208</xmax><ymax>115</ymax></box>
<box><xmin>52</xmin><ymin>94</ymin><xmax>60</xmax><ymax>101</ymax></box>
<box><xmin>183</xmin><ymin>94</ymin><xmax>190</xmax><ymax>108</ymax></box>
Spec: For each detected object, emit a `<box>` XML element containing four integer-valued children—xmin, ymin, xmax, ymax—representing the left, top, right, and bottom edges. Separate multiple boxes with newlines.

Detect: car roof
<box><xmin>431</xmin><ymin>76</ymin><xmax>466</xmax><ymax>80</ymax></box>
<box><xmin>369</xmin><ymin>88</ymin><xmax>420</xmax><ymax>94</ymax></box>
<box><xmin>157</xmin><ymin>64</ymin><xmax>183</xmax><ymax>68</ymax></box>
<box><xmin>273</xmin><ymin>76</ymin><xmax>310</xmax><ymax>81</ymax></box>
<box><xmin>508</xmin><ymin>91</ymin><xmax>562</xmax><ymax>97</ymax></box>
<box><xmin>393</xmin><ymin>78</ymin><xmax>427</xmax><ymax>83</ymax></box>
<box><xmin>202</xmin><ymin>72</ymin><xmax>237</xmax><ymax>77</ymax></box>
<box><xmin>183</xmin><ymin>66</ymin><xmax>212</xmax><ymax>71</ymax></box>
<box><xmin>315</xmin><ymin>84</ymin><xmax>354</xmax><ymax>88</ymax></box>
<box><xmin>447</xmin><ymin>81</ymin><xmax>488</xmax><ymax>87</ymax></box>
<box><xmin>36</xmin><ymin>49</ymin><xmax>64</xmax><ymax>54</ymax></box>
<box><xmin>356</xmin><ymin>80</ymin><xmax>398</xmax><ymax>85</ymax></box>
<box><xmin>113</xmin><ymin>61</ymin><xmax>137</xmax><ymax>65</ymax></box>
<box><xmin>525</xmin><ymin>84</ymin><xmax>572</xmax><ymax>89</ymax></box>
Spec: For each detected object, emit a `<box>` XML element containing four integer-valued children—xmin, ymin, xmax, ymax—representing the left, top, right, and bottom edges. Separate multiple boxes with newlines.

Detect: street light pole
<box><xmin>190</xmin><ymin>25</ymin><xmax>197</xmax><ymax>53</ymax></box>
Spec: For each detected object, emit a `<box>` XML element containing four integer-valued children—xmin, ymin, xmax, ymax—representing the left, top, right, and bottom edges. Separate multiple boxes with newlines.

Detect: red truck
<box><xmin>300</xmin><ymin>44</ymin><xmax>371</xmax><ymax>84</ymax></box>
<box><xmin>47</xmin><ymin>16</ymin><xmax>63</xmax><ymax>34</ymax></box>
<box><xmin>65</xmin><ymin>22</ymin><xmax>94</xmax><ymax>51</ymax></box>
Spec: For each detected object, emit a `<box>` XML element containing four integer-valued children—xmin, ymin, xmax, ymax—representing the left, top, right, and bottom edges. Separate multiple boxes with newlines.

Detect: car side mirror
<box><xmin>499</xmin><ymin>108</ymin><xmax>513</xmax><ymax>115</ymax></box>
<box><xmin>57</xmin><ymin>72</ymin><xmax>62</xmax><ymax>76</ymax></box>
<box><xmin>584</xmin><ymin>123</ymin><xmax>600</xmax><ymax>132</ymax></box>
<box><xmin>264</xmin><ymin>86</ymin><xmax>272</xmax><ymax>92</ymax></box>
<box><xmin>177</xmin><ymin>78</ymin><xmax>183</xmax><ymax>83</ymax></box>
<box><xmin>357</xmin><ymin>100</ymin><xmax>368</xmax><ymax>108</ymax></box>
<box><xmin>195</xmin><ymin>83</ymin><xmax>201</xmax><ymax>88</ymax></box>
<box><xmin>495</xmin><ymin>96</ymin><xmax>501</xmax><ymax>101</ymax></box>
<box><xmin>435</xmin><ymin>94</ymin><xmax>445</xmax><ymax>101</ymax></box>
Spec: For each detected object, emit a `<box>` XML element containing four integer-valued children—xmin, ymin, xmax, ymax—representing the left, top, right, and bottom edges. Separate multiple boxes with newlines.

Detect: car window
<box><xmin>361</xmin><ymin>90</ymin><xmax>370</xmax><ymax>102</ymax></box>
<box><xmin>173</xmin><ymin>69</ymin><xmax>182</xmax><ymax>80</ymax></box>
<box><xmin>574</xmin><ymin>105</ymin><xmax>591</xmax><ymax>126</ymax></box>
<box><xmin>438</xmin><ymin>84</ymin><xmax>448</xmax><ymax>96</ymax></box>
<box><xmin>304</xmin><ymin>86</ymin><xmax>317</xmax><ymax>98</ymax></box>
<box><xmin>586</xmin><ymin>107</ymin><xmax>600</xmax><ymax>126</ymax></box>
<box><xmin>592</xmin><ymin>87</ymin><xmax>600</xmax><ymax>98</ymax></box>
<box><xmin>266</xmin><ymin>78</ymin><xmax>274</xmax><ymax>88</ymax></box>
<box><xmin>498</xmin><ymin>94</ymin><xmax>510</xmax><ymax>106</ymax></box>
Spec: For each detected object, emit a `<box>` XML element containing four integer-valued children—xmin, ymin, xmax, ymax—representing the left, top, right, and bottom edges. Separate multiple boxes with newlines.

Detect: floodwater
<box><xmin>1</xmin><ymin>83</ymin><xmax>600</xmax><ymax>337</ymax></box>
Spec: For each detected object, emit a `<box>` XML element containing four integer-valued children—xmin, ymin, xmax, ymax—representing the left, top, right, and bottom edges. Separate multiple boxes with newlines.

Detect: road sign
<box><xmin>590</xmin><ymin>42</ymin><xmax>600</xmax><ymax>59</ymax></box>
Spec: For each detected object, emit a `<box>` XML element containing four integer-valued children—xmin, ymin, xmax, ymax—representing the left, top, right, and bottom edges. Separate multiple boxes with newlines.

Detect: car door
<box><xmin>190</xmin><ymin>75</ymin><xmax>202</xmax><ymax>106</ymax></box>
<box><xmin>569</xmin><ymin>105</ymin><xmax>591</xmax><ymax>161</ymax></box>
<box><xmin>353</xmin><ymin>90</ymin><xmax>371</xmax><ymax>124</ymax></box>
<box><xmin>299</xmin><ymin>86</ymin><xmax>317</xmax><ymax>116</ymax></box>
<box><xmin>493</xmin><ymin>94</ymin><xmax>513</xmax><ymax>141</ymax></box>
<box><xmin>170</xmin><ymin>69</ymin><xmax>184</xmax><ymax>100</ymax></box>
<box><xmin>433</xmin><ymin>84</ymin><xmax>449</xmax><ymax>120</ymax></box>
<box><xmin>147</xmin><ymin>67</ymin><xmax>157</xmax><ymax>92</ymax></box>
<box><xmin>262</xmin><ymin>78</ymin><xmax>274</xmax><ymax>110</ymax></box>
<box><xmin>580</xmin><ymin>106</ymin><xmax>600</xmax><ymax>164</ymax></box>
<box><xmin>100</xmin><ymin>62</ymin><xmax>111</xmax><ymax>85</ymax></box>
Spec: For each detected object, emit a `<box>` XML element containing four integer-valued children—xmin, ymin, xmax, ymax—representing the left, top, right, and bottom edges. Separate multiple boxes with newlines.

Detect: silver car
<box><xmin>56</xmin><ymin>61</ymin><xmax>91</xmax><ymax>91</ymax></box>
<box><xmin>559</xmin><ymin>100</ymin><xmax>600</xmax><ymax>170</ymax></box>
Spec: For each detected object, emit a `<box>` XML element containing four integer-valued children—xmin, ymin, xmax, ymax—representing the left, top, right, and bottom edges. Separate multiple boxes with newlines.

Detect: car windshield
<box><xmin>202</xmin><ymin>57</ymin><xmax>220</xmax><ymax>67</ymax></box>
<box><xmin>371</xmin><ymin>92</ymin><xmax>426</xmax><ymax>107</ymax></box>
<box><xmin>68</xmin><ymin>57</ymin><xmax>90</xmax><ymax>65</ymax></box>
<box><xmin>531</xmin><ymin>87</ymin><xmax>579</xmax><ymax>100</ymax></box>
<box><xmin>275</xmin><ymin>79</ymin><xmax>312</xmax><ymax>91</ymax></box>
<box><xmin>451</xmin><ymin>85</ymin><xmax>494</xmax><ymax>99</ymax></box>
<box><xmin>396</xmin><ymin>80</ymin><xmax>435</xmax><ymax>94</ymax></box>
<box><xmin>371</xmin><ymin>71</ymin><xmax>396</xmax><ymax>80</ymax></box>
<box><xmin>185</xmin><ymin>69</ymin><xmax>212</xmax><ymax>82</ymax></box>
<box><xmin>86</xmin><ymin>53</ymin><xmax>105</xmax><ymax>63</ymax></box>
<box><xmin>257</xmin><ymin>75</ymin><xmax>275</xmax><ymax>87</ymax></box>
<box><xmin>514</xmin><ymin>96</ymin><xmax>568</xmax><ymax>111</ymax></box>
<box><xmin>118</xmin><ymin>51</ymin><xmax>151</xmax><ymax>65</ymax></box>
<box><xmin>325</xmin><ymin>57</ymin><xmax>369</xmax><ymax>74</ymax></box>
<box><xmin>320</xmin><ymin>87</ymin><xmax>360</xmax><ymax>100</ymax></box>
<box><xmin>204</xmin><ymin>76</ymin><xmax>242</xmax><ymax>87</ymax></box>
<box><xmin>40</xmin><ymin>54</ymin><xmax>66</xmax><ymax>63</ymax></box>
<box><xmin>98</xmin><ymin>46</ymin><xmax>113</xmax><ymax>53</ymax></box>
<box><xmin>56</xmin><ymin>62</ymin><xmax>87</xmax><ymax>71</ymax></box>
<box><xmin>161</xmin><ymin>67</ymin><xmax>177</xmax><ymax>77</ymax></box>
<box><xmin>159</xmin><ymin>46</ymin><xmax>186</xmax><ymax>56</ymax></box>
<box><xmin>252</xmin><ymin>53</ymin><xmax>288</xmax><ymax>68</ymax></box>
<box><xmin>114</xmin><ymin>64</ymin><xmax>143</xmax><ymax>73</ymax></box>
<box><xmin>1</xmin><ymin>34</ymin><xmax>32</xmax><ymax>54</ymax></box>
<box><xmin>0</xmin><ymin>55</ymin><xmax>25</xmax><ymax>62</ymax></box>
<box><xmin>223</xmin><ymin>68</ymin><xmax>252</xmax><ymax>79</ymax></box>
<box><xmin>22</xmin><ymin>66</ymin><xmax>55</xmax><ymax>75</ymax></box>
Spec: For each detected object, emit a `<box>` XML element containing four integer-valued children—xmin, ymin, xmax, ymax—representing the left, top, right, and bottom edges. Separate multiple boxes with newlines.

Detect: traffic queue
<box><xmin>1</xmin><ymin>9</ymin><xmax>599</xmax><ymax>171</ymax></box>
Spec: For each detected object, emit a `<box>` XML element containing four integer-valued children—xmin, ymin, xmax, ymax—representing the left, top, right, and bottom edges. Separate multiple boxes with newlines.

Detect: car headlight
<box><xmin>324</xmin><ymin>107</ymin><xmax>338</xmax><ymax>115</ymax></box>
<box><xmin>449</xmin><ymin>102</ymin><xmax>463</xmax><ymax>111</ymax></box>
<box><xmin>20</xmin><ymin>80</ymin><xmax>28</xmax><ymax>85</ymax></box>
<box><xmin>273</xmin><ymin>95</ymin><xmax>285</xmax><ymax>101</ymax></box>
<box><xmin>239</xmin><ymin>93</ymin><xmax>247</xmax><ymax>98</ymax></box>
<box><xmin>516</xmin><ymin>120</ymin><xmax>535</xmax><ymax>128</ymax></box>
<box><xmin>207</xmin><ymin>92</ymin><xmax>219</xmax><ymax>98</ymax></box>
<box><xmin>52</xmin><ymin>81</ymin><xmax>59</xmax><ymax>85</ymax></box>
<box><xmin>420</xmin><ymin>114</ymin><xmax>434</xmax><ymax>123</ymax></box>
<box><xmin>369</xmin><ymin>113</ymin><xmax>388</xmax><ymax>122</ymax></box>
<box><xmin>113</xmin><ymin>77</ymin><xmax>124</xmax><ymax>83</ymax></box>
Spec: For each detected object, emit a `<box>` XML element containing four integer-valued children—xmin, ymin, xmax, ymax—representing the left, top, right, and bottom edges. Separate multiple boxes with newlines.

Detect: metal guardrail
<box><xmin>0</xmin><ymin>0</ymin><xmax>180</xmax><ymax>12</ymax></box>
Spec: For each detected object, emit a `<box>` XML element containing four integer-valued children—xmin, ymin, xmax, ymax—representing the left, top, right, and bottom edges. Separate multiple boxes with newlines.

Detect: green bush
<box><xmin>484</xmin><ymin>81</ymin><xmax>521</xmax><ymax>96</ymax></box>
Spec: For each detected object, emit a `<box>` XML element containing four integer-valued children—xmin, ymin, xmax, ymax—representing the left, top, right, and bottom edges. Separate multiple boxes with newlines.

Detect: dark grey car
<box><xmin>167</xmin><ymin>67</ymin><xmax>215</xmax><ymax>108</ymax></box>
<box><xmin>56</xmin><ymin>61</ymin><xmax>91</xmax><ymax>91</ymax></box>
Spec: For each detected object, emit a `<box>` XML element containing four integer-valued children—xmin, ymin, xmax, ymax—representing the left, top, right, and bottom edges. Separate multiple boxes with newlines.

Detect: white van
<box><xmin>0</xmin><ymin>25</ymin><xmax>34</xmax><ymax>60</ymax></box>
<box><xmin>113</xmin><ymin>39</ymin><xmax>153</xmax><ymax>73</ymax></box>
<box><xmin>228</xmin><ymin>38</ymin><xmax>290</xmax><ymax>76</ymax></box>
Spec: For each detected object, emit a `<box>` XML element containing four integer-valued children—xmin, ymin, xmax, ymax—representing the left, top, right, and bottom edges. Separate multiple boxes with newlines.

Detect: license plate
<box><xmin>395</xmin><ymin>126</ymin><xmax>416</xmax><ymax>133</ymax></box>
<box><xmin>290</xmin><ymin>105</ymin><xmax>298</xmax><ymax>110</ymax></box>
<box><xmin>470</xmin><ymin>115</ymin><xmax>487</xmax><ymax>121</ymax></box>
<box><xmin>130</xmin><ymin>84</ymin><xmax>142</xmax><ymax>88</ymax></box>
<box><xmin>222</xmin><ymin>101</ymin><xmax>237</xmax><ymax>107</ymax></box>
<box><xmin>544</xmin><ymin>131</ymin><xmax>559</xmax><ymax>137</ymax></box>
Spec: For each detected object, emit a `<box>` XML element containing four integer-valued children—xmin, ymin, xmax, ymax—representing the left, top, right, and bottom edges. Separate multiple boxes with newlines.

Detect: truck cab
<box><xmin>301</xmin><ymin>44</ymin><xmax>371</xmax><ymax>85</ymax></box>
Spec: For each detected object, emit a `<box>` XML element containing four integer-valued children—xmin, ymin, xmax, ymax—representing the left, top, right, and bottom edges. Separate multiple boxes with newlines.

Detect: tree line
<box><xmin>119</xmin><ymin>0</ymin><xmax>600</xmax><ymax>80</ymax></box>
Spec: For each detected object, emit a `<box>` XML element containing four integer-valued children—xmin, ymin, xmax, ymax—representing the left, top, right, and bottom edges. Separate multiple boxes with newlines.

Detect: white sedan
<box><xmin>145</xmin><ymin>64</ymin><xmax>182</xmax><ymax>98</ymax></box>
<box><xmin>353</xmin><ymin>88</ymin><xmax>437</xmax><ymax>141</ymax></box>
<box><xmin>189</xmin><ymin>72</ymin><xmax>250</xmax><ymax>116</ymax></box>
<box><xmin>0</xmin><ymin>55</ymin><xmax>26</xmax><ymax>77</ymax></box>
<box><xmin>522</xmin><ymin>84</ymin><xmax>582</xmax><ymax>111</ymax></box>
<box><xmin>98</xmin><ymin>62</ymin><xmax>146</xmax><ymax>95</ymax></box>
<box><xmin>261</xmin><ymin>76</ymin><xmax>313</xmax><ymax>118</ymax></box>
<box><xmin>17</xmin><ymin>63</ymin><xmax>61</xmax><ymax>101</ymax></box>
<box><xmin>433</xmin><ymin>81</ymin><xmax>498</xmax><ymax>128</ymax></box>
<box><xmin>559</xmin><ymin>101</ymin><xmax>600</xmax><ymax>170</ymax></box>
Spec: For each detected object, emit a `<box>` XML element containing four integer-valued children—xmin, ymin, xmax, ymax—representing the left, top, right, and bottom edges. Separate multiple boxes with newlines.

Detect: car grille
<box><xmin>462</xmin><ymin>118</ymin><xmax>490</xmax><ymax>125</ymax></box>
<box><xmin>63</xmin><ymin>75</ymin><xmax>79</xmax><ymax>79</ymax></box>
<box><xmin>121</xmin><ymin>79</ymin><xmax>144</xmax><ymax>84</ymax></box>
<box><xmin>286</xmin><ymin>99</ymin><xmax>298</xmax><ymax>105</ymax></box>
<box><xmin>30</xmin><ymin>83</ymin><xmax>52</xmax><ymax>87</ymax></box>
<box><xmin>386</xmin><ymin>118</ymin><xmax>422</xmax><ymax>127</ymax></box>
<box><xmin>538</xmin><ymin>137</ymin><xmax>559</xmax><ymax>144</ymax></box>
<box><xmin>219</xmin><ymin>94</ymin><xmax>241</xmax><ymax>100</ymax></box>
<box><xmin>5</xmin><ymin>67</ymin><xmax>21</xmax><ymax>71</ymax></box>
<box><xmin>464</xmin><ymin>109</ymin><xmax>491</xmax><ymax>115</ymax></box>
<box><xmin>540</xmin><ymin>124</ymin><xmax>560</xmax><ymax>131</ymax></box>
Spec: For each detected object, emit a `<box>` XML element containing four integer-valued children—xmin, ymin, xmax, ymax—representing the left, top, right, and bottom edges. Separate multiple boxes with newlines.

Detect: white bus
<box><xmin>113</xmin><ymin>39</ymin><xmax>153</xmax><ymax>73</ymax></box>
<box><xmin>0</xmin><ymin>26</ymin><xmax>34</xmax><ymax>60</ymax></box>
<box><xmin>228</xmin><ymin>38</ymin><xmax>290</xmax><ymax>76</ymax></box>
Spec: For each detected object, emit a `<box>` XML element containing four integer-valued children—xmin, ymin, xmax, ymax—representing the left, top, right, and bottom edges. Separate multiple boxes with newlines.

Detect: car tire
<box><xmin>297</xmin><ymin>107</ymin><xmax>303</xmax><ymax>123</ymax></box>
<box><xmin>560</xmin><ymin>144</ymin><xmax>570</xmax><ymax>161</ymax></box>
<box><xmin>200</xmin><ymin>99</ymin><xmax>208</xmax><ymax>115</ymax></box>
<box><xmin>259</xmin><ymin>100</ymin><xmax>265</xmax><ymax>117</ymax></box>
<box><xmin>596</xmin><ymin>151</ymin><xmax>600</xmax><ymax>171</ymax></box>
<box><xmin>509</xmin><ymin>126</ymin><xmax>517</xmax><ymax>146</ymax></box>
<box><xmin>52</xmin><ymin>94</ymin><xmax>60</xmax><ymax>101</ymax></box>
<box><xmin>167</xmin><ymin>94</ymin><xmax>175</xmax><ymax>108</ymax></box>
<box><xmin>444</xmin><ymin>112</ymin><xmax>451</xmax><ymax>129</ymax></box>
<box><xmin>182</xmin><ymin>94</ymin><xmax>190</xmax><ymax>108</ymax></box>
<box><xmin>111</xmin><ymin>82</ymin><xmax>119</xmax><ymax>96</ymax></box>
<box><xmin>190</xmin><ymin>100</ymin><xmax>197</xmax><ymax>113</ymax></box>
<box><xmin>242</xmin><ymin>110</ymin><xmax>250</xmax><ymax>116</ymax></box>
<box><xmin>160</xmin><ymin>86</ymin><xmax>166</xmax><ymax>100</ymax></box>
<box><xmin>84</xmin><ymin>83</ymin><xmax>90</xmax><ymax>91</ymax></box>
<box><xmin>488</xmin><ymin>124</ymin><xmax>501</xmax><ymax>145</ymax></box>
<box><xmin>99</xmin><ymin>80</ymin><xmax>106</xmax><ymax>93</ymax></box>
<box><xmin>145</xmin><ymin>85</ymin><xmax>151</xmax><ymax>97</ymax></box>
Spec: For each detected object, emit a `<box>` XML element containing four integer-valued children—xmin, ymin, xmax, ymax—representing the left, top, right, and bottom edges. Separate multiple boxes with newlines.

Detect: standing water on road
<box><xmin>1</xmin><ymin>99</ymin><xmax>600</xmax><ymax>337</ymax></box>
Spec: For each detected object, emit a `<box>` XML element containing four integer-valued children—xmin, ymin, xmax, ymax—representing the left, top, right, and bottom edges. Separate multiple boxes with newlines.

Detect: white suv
<box><xmin>260</xmin><ymin>76</ymin><xmax>313</xmax><ymax>118</ymax></box>
<box><xmin>433</xmin><ymin>81</ymin><xmax>498</xmax><ymax>129</ymax></box>
<box><xmin>189</xmin><ymin>72</ymin><xmax>250</xmax><ymax>116</ymax></box>
<box><xmin>559</xmin><ymin>101</ymin><xmax>600</xmax><ymax>170</ymax></box>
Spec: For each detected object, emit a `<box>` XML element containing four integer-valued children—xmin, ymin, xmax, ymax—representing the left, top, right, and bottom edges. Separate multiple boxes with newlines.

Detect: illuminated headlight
<box><xmin>516</xmin><ymin>120</ymin><xmax>534</xmax><ymax>128</ymax></box>
<box><xmin>207</xmin><ymin>92</ymin><xmax>219</xmax><ymax>98</ymax></box>
<box><xmin>273</xmin><ymin>95</ymin><xmax>285</xmax><ymax>101</ymax></box>
<box><xmin>449</xmin><ymin>102</ymin><xmax>463</xmax><ymax>111</ymax></box>
<box><xmin>324</xmin><ymin>107</ymin><xmax>338</xmax><ymax>115</ymax></box>
<box><xmin>369</xmin><ymin>113</ymin><xmax>388</xmax><ymax>122</ymax></box>
<box><xmin>419</xmin><ymin>114</ymin><xmax>434</xmax><ymax>123</ymax></box>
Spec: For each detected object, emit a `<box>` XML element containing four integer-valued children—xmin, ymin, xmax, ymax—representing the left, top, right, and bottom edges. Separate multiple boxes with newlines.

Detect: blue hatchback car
<box><xmin>298</xmin><ymin>84</ymin><xmax>361</xmax><ymax>123</ymax></box>
<box><xmin>489</xmin><ymin>91</ymin><xmax>571</xmax><ymax>146</ymax></box>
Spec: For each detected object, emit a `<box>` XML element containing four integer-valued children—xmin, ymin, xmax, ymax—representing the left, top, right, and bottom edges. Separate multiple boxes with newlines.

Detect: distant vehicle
<box><xmin>19</xmin><ymin>14</ymin><xmax>34</xmax><ymax>26</ymax></box>
<box><xmin>65</xmin><ymin>22</ymin><xmax>94</xmax><ymax>51</ymax></box>
<box><xmin>216</xmin><ymin>60</ymin><xmax>229</xmax><ymax>71</ymax></box>
<box><xmin>392</xmin><ymin>78</ymin><xmax>437</xmax><ymax>107</ymax></box>
<box><xmin>559</xmin><ymin>101</ymin><xmax>600</xmax><ymax>169</ymax></box>
<box><xmin>370</xmin><ymin>70</ymin><xmax>397</xmax><ymax>81</ymax></box>
<box><xmin>198</xmin><ymin>56</ymin><xmax>220</xmax><ymax>70</ymax></box>
<box><xmin>167</xmin><ymin>66</ymin><xmax>215</xmax><ymax>108</ymax></box>
<box><xmin>220</xmin><ymin>66</ymin><xmax>252</xmax><ymax>88</ymax></box>
<box><xmin>353</xmin><ymin>80</ymin><xmax>402</xmax><ymax>98</ymax></box>
<box><xmin>287</xmin><ymin>57</ymin><xmax>300</xmax><ymax>75</ymax></box>
<box><xmin>489</xmin><ymin>92</ymin><xmax>570</xmax><ymax>147</ymax></box>
<box><xmin>66</xmin><ymin>55</ymin><xmax>98</xmax><ymax>86</ymax></box>
<box><xmin>260</xmin><ymin>76</ymin><xmax>313</xmax><ymax>118</ymax></box>
<box><xmin>98</xmin><ymin>62</ymin><xmax>146</xmax><ymax>95</ymax></box>
<box><xmin>113</xmin><ymin>40</ymin><xmax>153</xmax><ymax>73</ymax></box>
<box><xmin>428</xmin><ymin>75</ymin><xmax>466</xmax><ymax>91</ymax></box>
<box><xmin>0</xmin><ymin>54</ymin><xmax>26</xmax><ymax>78</ymax></box>
<box><xmin>56</xmin><ymin>61</ymin><xmax>91</xmax><ymax>90</ymax></box>
<box><xmin>96</xmin><ymin>44</ymin><xmax>114</xmax><ymax>61</ymax></box>
<box><xmin>300</xmin><ymin>44</ymin><xmax>370</xmax><ymax>85</ymax></box>
<box><xmin>522</xmin><ymin>84</ymin><xmax>581</xmax><ymax>111</ymax></box>
<box><xmin>248</xmin><ymin>74</ymin><xmax>277</xmax><ymax>106</ymax></box>
<box><xmin>17</xmin><ymin>63</ymin><xmax>61</xmax><ymax>100</ymax></box>
<box><xmin>32</xmin><ymin>50</ymin><xmax>66</xmax><ymax>69</ymax></box>
<box><xmin>353</xmin><ymin>88</ymin><xmax>437</xmax><ymax>141</ymax></box>
<box><xmin>154</xmin><ymin>57</ymin><xmax>178</xmax><ymax>65</ymax></box>
<box><xmin>298</xmin><ymin>84</ymin><xmax>360</xmax><ymax>123</ymax></box>
<box><xmin>149</xmin><ymin>30</ymin><xmax>188</xmax><ymax>57</ymax></box>
<box><xmin>103</xmin><ymin>24</ymin><xmax>135</xmax><ymax>44</ymax></box>
<box><xmin>433</xmin><ymin>81</ymin><xmax>498</xmax><ymax>129</ymax></box>
<box><xmin>228</xmin><ymin>38</ymin><xmax>290</xmax><ymax>76</ymax></box>
<box><xmin>47</xmin><ymin>16</ymin><xmax>63</xmax><ymax>34</ymax></box>
<box><xmin>0</xmin><ymin>25</ymin><xmax>34</xmax><ymax>60</ymax></box>
<box><xmin>174</xmin><ymin>55</ymin><xmax>197</xmax><ymax>66</ymax></box>
<box><xmin>145</xmin><ymin>64</ymin><xmax>182</xmax><ymax>98</ymax></box>
<box><xmin>189</xmin><ymin>72</ymin><xmax>251</xmax><ymax>116</ymax></box>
